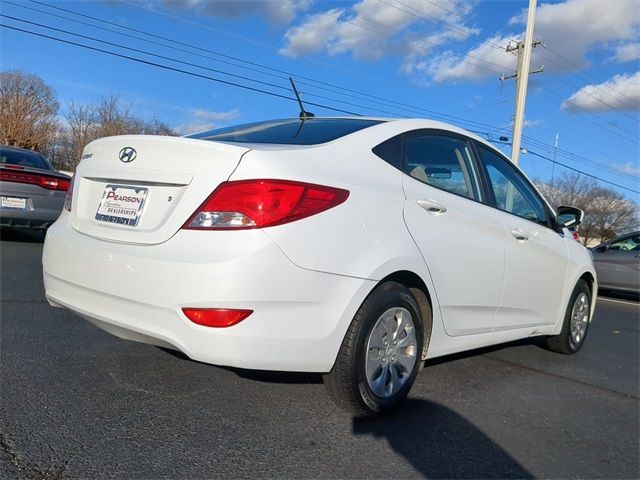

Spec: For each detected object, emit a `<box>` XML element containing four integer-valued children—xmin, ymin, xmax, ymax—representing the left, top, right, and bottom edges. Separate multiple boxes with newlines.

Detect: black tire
<box><xmin>323</xmin><ymin>281</ymin><xmax>425</xmax><ymax>416</ymax></box>
<box><xmin>545</xmin><ymin>279</ymin><xmax>591</xmax><ymax>355</ymax></box>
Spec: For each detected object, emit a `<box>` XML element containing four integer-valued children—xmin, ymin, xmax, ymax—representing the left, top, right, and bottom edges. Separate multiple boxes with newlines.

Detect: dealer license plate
<box><xmin>95</xmin><ymin>185</ymin><xmax>148</xmax><ymax>226</ymax></box>
<box><xmin>1</xmin><ymin>196</ymin><xmax>27</xmax><ymax>210</ymax></box>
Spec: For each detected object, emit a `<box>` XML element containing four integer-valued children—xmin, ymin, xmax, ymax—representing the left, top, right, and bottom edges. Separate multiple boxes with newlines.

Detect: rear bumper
<box><xmin>1</xmin><ymin>204</ymin><xmax>63</xmax><ymax>228</ymax></box>
<box><xmin>1</xmin><ymin>215</ymin><xmax>57</xmax><ymax>229</ymax></box>
<box><xmin>43</xmin><ymin>212</ymin><xmax>374</xmax><ymax>372</ymax></box>
<box><xmin>1</xmin><ymin>182</ymin><xmax>65</xmax><ymax>228</ymax></box>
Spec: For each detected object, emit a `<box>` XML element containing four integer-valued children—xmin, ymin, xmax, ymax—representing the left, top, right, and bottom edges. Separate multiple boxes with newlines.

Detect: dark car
<box><xmin>0</xmin><ymin>145</ymin><xmax>71</xmax><ymax>233</ymax></box>
<box><xmin>591</xmin><ymin>231</ymin><xmax>640</xmax><ymax>295</ymax></box>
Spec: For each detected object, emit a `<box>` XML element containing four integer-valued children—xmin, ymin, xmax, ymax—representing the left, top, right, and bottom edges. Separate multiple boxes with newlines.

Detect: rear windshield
<box><xmin>188</xmin><ymin>118</ymin><xmax>384</xmax><ymax>145</ymax></box>
<box><xmin>0</xmin><ymin>148</ymin><xmax>50</xmax><ymax>170</ymax></box>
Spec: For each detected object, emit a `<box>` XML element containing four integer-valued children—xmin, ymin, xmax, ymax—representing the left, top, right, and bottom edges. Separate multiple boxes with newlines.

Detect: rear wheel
<box><xmin>546</xmin><ymin>279</ymin><xmax>591</xmax><ymax>354</ymax></box>
<box><xmin>323</xmin><ymin>282</ymin><xmax>424</xmax><ymax>416</ymax></box>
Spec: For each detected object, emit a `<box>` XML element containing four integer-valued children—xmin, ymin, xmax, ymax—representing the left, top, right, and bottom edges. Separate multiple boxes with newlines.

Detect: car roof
<box><xmin>188</xmin><ymin>116</ymin><xmax>498</xmax><ymax>152</ymax></box>
<box><xmin>0</xmin><ymin>145</ymin><xmax>45</xmax><ymax>155</ymax></box>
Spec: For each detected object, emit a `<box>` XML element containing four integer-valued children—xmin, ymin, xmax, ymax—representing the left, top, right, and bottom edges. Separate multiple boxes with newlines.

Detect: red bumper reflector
<box><xmin>182</xmin><ymin>308</ymin><xmax>253</xmax><ymax>328</ymax></box>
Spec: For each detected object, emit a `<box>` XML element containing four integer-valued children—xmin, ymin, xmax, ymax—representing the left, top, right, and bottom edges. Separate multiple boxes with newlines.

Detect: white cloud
<box><xmin>175</xmin><ymin>108</ymin><xmax>241</xmax><ymax>134</ymax></box>
<box><xmin>423</xmin><ymin>35</ymin><xmax>516</xmax><ymax>83</ymax></box>
<box><xmin>190</xmin><ymin>108</ymin><xmax>241</xmax><ymax>121</ymax></box>
<box><xmin>562</xmin><ymin>72</ymin><xmax>640</xmax><ymax>112</ymax></box>
<box><xmin>281</xmin><ymin>9</ymin><xmax>343</xmax><ymax>57</ymax></box>
<box><xmin>613</xmin><ymin>43</ymin><xmax>640</xmax><ymax>64</ymax></box>
<box><xmin>161</xmin><ymin>0</ymin><xmax>311</xmax><ymax>24</ymax></box>
<box><xmin>613</xmin><ymin>162</ymin><xmax>640</xmax><ymax>176</ymax></box>
<box><xmin>523</xmin><ymin>118</ymin><xmax>542</xmax><ymax>128</ymax></box>
<box><xmin>426</xmin><ymin>0</ymin><xmax>640</xmax><ymax>82</ymax></box>
<box><xmin>281</xmin><ymin>0</ymin><xmax>478</xmax><ymax>62</ymax></box>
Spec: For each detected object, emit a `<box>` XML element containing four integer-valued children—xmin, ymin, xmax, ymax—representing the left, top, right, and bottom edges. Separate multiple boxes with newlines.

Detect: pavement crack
<box><xmin>0</xmin><ymin>432</ymin><xmax>67</xmax><ymax>480</ymax></box>
<box><xmin>108</xmin><ymin>370</ymin><xmax>153</xmax><ymax>395</ymax></box>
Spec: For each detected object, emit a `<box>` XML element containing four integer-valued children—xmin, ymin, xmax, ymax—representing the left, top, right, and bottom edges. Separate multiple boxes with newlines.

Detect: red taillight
<box><xmin>0</xmin><ymin>169</ymin><xmax>70</xmax><ymax>191</ymax></box>
<box><xmin>64</xmin><ymin>175</ymin><xmax>75</xmax><ymax>211</ymax></box>
<box><xmin>182</xmin><ymin>308</ymin><xmax>253</xmax><ymax>328</ymax></box>
<box><xmin>183</xmin><ymin>179</ymin><xmax>349</xmax><ymax>230</ymax></box>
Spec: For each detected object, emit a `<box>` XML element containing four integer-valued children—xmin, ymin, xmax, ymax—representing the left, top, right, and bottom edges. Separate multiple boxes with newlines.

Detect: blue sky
<box><xmin>1</xmin><ymin>0</ymin><xmax>639</xmax><ymax>199</ymax></box>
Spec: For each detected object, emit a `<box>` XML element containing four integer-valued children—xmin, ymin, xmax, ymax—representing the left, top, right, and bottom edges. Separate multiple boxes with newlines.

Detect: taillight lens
<box><xmin>0</xmin><ymin>169</ymin><xmax>71</xmax><ymax>191</ymax></box>
<box><xmin>183</xmin><ymin>179</ymin><xmax>349</xmax><ymax>230</ymax></box>
<box><xmin>182</xmin><ymin>308</ymin><xmax>253</xmax><ymax>327</ymax></box>
<box><xmin>64</xmin><ymin>175</ymin><xmax>75</xmax><ymax>211</ymax></box>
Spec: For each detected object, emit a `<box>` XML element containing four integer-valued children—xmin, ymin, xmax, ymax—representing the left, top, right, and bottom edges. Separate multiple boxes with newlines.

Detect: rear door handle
<box><xmin>417</xmin><ymin>199</ymin><xmax>447</xmax><ymax>215</ymax></box>
<box><xmin>511</xmin><ymin>229</ymin><xmax>530</xmax><ymax>241</ymax></box>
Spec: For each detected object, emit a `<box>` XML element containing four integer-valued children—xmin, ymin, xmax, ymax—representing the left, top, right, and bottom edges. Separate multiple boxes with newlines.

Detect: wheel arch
<box><xmin>376</xmin><ymin>270</ymin><xmax>434</xmax><ymax>361</ymax></box>
<box><xmin>578</xmin><ymin>270</ymin><xmax>597</xmax><ymax>321</ymax></box>
<box><xmin>554</xmin><ymin>268</ymin><xmax>598</xmax><ymax>334</ymax></box>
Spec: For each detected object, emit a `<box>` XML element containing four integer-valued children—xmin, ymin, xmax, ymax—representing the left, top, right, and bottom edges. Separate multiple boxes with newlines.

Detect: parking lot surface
<box><xmin>1</xmin><ymin>229</ymin><xmax>638</xmax><ymax>479</ymax></box>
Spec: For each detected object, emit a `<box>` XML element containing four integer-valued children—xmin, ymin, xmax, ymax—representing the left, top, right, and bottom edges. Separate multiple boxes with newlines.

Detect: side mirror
<box><xmin>556</xmin><ymin>205</ymin><xmax>584</xmax><ymax>229</ymax></box>
<box><xmin>595</xmin><ymin>244</ymin><xmax>609</xmax><ymax>253</ymax></box>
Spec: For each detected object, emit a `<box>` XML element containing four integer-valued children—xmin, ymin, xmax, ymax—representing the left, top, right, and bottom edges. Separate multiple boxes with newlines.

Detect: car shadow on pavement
<box><xmin>353</xmin><ymin>399</ymin><xmax>533</xmax><ymax>479</ymax></box>
<box><xmin>0</xmin><ymin>227</ymin><xmax>45</xmax><ymax>244</ymax></box>
<box><xmin>158</xmin><ymin>347</ymin><xmax>324</xmax><ymax>383</ymax></box>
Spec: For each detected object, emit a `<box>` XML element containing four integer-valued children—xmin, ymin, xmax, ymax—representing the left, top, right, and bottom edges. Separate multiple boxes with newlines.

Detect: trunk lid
<box><xmin>71</xmin><ymin>135</ymin><xmax>249</xmax><ymax>245</ymax></box>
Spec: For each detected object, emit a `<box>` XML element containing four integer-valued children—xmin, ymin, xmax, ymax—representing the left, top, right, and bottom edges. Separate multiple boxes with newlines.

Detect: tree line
<box><xmin>1</xmin><ymin>69</ymin><xmax>637</xmax><ymax>243</ymax></box>
<box><xmin>0</xmin><ymin>70</ymin><xmax>175</xmax><ymax>171</ymax></box>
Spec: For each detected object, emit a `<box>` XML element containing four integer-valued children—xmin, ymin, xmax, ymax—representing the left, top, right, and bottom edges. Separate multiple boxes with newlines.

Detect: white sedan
<box><xmin>42</xmin><ymin>117</ymin><xmax>596</xmax><ymax>415</ymax></box>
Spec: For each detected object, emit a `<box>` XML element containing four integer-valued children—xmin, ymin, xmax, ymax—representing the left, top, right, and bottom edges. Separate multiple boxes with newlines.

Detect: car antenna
<box><xmin>289</xmin><ymin>77</ymin><xmax>314</xmax><ymax>120</ymax></box>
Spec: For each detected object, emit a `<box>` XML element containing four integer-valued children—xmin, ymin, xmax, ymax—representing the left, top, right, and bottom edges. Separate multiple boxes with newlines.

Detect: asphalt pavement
<box><xmin>1</xmin><ymin>228</ymin><xmax>638</xmax><ymax>479</ymax></box>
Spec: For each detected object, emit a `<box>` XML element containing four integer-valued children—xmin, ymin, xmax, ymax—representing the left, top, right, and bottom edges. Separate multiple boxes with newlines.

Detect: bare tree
<box><xmin>0</xmin><ymin>70</ymin><xmax>59</xmax><ymax>151</ymax></box>
<box><xmin>58</xmin><ymin>93</ymin><xmax>176</xmax><ymax>169</ymax></box>
<box><xmin>537</xmin><ymin>172</ymin><xmax>639</xmax><ymax>245</ymax></box>
<box><xmin>63</xmin><ymin>101</ymin><xmax>98</xmax><ymax>168</ymax></box>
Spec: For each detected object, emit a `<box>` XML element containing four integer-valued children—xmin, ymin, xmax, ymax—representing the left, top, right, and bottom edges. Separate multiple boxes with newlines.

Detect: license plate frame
<box><xmin>1</xmin><ymin>196</ymin><xmax>27</xmax><ymax>210</ymax></box>
<box><xmin>95</xmin><ymin>184</ymin><xmax>148</xmax><ymax>227</ymax></box>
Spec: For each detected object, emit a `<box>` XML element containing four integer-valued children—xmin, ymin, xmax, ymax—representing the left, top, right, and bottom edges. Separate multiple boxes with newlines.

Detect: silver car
<box><xmin>591</xmin><ymin>231</ymin><xmax>640</xmax><ymax>295</ymax></box>
<box><xmin>0</xmin><ymin>146</ymin><xmax>71</xmax><ymax>233</ymax></box>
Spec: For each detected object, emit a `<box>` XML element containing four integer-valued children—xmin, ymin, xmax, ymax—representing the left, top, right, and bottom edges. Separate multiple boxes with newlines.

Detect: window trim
<box><xmin>400</xmin><ymin>129</ymin><xmax>486</xmax><ymax>204</ymax></box>
<box><xmin>472</xmin><ymin>140</ymin><xmax>555</xmax><ymax>230</ymax></box>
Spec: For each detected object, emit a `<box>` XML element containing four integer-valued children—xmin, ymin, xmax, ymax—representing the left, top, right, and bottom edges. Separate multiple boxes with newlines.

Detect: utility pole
<box><xmin>499</xmin><ymin>0</ymin><xmax>543</xmax><ymax>165</ymax></box>
<box><xmin>551</xmin><ymin>132</ymin><xmax>559</xmax><ymax>182</ymax></box>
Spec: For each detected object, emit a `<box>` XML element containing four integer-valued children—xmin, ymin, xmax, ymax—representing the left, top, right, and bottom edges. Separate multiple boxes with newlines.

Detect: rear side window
<box><xmin>0</xmin><ymin>148</ymin><xmax>50</xmax><ymax>170</ymax></box>
<box><xmin>372</xmin><ymin>135</ymin><xmax>402</xmax><ymax>169</ymax></box>
<box><xmin>404</xmin><ymin>134</ymin><xmax>481</xmax><ymax>200</ymax></box>
<box><xmin>188</xmin><ymin>118</ymin><xmax>384</xmax><ymax>145</ymax></box>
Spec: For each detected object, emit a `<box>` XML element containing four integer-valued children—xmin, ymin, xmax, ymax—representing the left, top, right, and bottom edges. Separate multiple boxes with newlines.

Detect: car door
<box><xmin>400</xmin><ymin>131</ymin><xmax>506</xmax><ymax>336</ymax></box>
<box><xmin>475</xmin><ymin>144</ymin><xmax>569</xmax><ymax>330</ymax></box>
<box><xmin>593</xmin><ymin>234</ymin><xmax>640</xmax><ymax>291</ymax></box>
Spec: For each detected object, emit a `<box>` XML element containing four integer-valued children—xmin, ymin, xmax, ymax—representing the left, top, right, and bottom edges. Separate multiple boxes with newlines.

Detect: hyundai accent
<box><xmin>42</xmin><ymin>118</ymin><xmax>596</xmax><ymax>415</ymax></box>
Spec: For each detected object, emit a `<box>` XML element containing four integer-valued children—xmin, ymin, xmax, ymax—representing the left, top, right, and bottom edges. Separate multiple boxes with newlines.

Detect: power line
<box><xmin>116</xmin><ymin>0</ymin><xmax>402</xmax><ymax>92</ymax></box>
<box><xmin>531</xmin><ymin>82</ymin><xmax>639</xmax><ymax>144</ymax></box>
<box><xmin>321</xmin><ymin>10</ymin><xmax>507</xmax><ymax>76</ymax></box>
<box><xmin>3</xmin><ymin>14</ymin><xmax>432</xmax><ymax>119</ymax></box>
<box><xmin>0</xmin><ymin>23</ymin><xmax>363</xmax><ymax>117</ymax></box>
<box><xmin>4</xmin><ymin>6</ymin><xmax>636</xmax><ymax>191</ymax></box>
<box><xmin>376</xmin><ymin>0</ymin><xmax>505</xmax><ymax>50</ymax></box>
<box><xmin>13</xmin><ymin>0</ymin><xmax>504</xmax><ymax>126</ymax></box>
<box><xmin>527</xmin><ymin>150</ymin><xmax>640</xmax><ymax>195</ymax></box>
<box><xmin>535</xmin><ymin>57</ymin><xmax>638</xmax><ymax>122</ymax></box>
<box><xmin>540</xmin><ymin>45</ymin><xmax>637</xmax><ymax>104</ymax></box>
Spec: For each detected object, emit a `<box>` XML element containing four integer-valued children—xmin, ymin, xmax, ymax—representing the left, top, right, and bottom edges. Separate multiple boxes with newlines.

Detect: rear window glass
<box><xmin>188</xmin><ymin>118</ymin><xmax>384</xmax><ymax>145</ymax></box>
<box><xmin>1</xmin><ymin>148</ymin><xmax>50</xmax><ymax>170</ymax></box>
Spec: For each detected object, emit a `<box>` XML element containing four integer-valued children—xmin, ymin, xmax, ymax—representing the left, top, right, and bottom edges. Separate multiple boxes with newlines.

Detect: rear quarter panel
<box><xmin>227</xmin><ymin>122</ymin><xmax>427</xmax><ymax>282</ymax></box>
